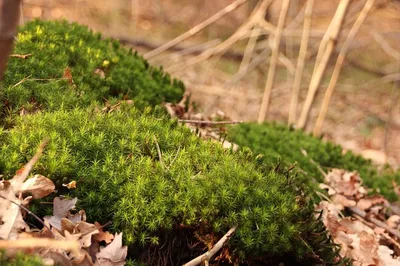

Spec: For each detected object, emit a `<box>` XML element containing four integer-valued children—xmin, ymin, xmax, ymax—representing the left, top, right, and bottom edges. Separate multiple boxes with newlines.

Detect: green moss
<box><xmin>0</xmin><ymin>105</ymin><xmax>341</xmax><ymax>264</ymax></box>
<box><xmin>0</xmin><ymin>251</ymin><xmax>44</xmax><ymax>266</ymax></box>
<box><xmin>2</xmin><ymin>20</ymin><xmax>184</xmax><ymax>120</ymax></box>
<box><xmin>228</xmin><ymin>122</ymin><xmax>400</xmax><ymax>201</ymax></box>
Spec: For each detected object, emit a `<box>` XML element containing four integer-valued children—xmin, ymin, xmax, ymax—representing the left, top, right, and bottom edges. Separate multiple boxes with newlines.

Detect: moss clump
<box><xmin>228</xmin><ymin>122</ymin><xmax>400</xmax><ymax>201</ymax></box>
<box><xmin>2</xmin><ymin>20</ymin><xmax>184</xmax><ymax>122</ymax></box>
<box><xmin>0</xmin><ymin>105</ymin><xmax>341</xmax><ymax>265</ymax></box>
<box><xmin>0</xmin><ymin>251</ymin><xmax>44</xmax><ymax>266</ymax></box>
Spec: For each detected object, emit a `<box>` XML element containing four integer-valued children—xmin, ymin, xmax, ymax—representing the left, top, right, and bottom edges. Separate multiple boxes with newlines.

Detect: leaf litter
<box><xmin>0</xmin><ymin>142</ymin><xmax>127</xmax><ymax>265</ymax></box>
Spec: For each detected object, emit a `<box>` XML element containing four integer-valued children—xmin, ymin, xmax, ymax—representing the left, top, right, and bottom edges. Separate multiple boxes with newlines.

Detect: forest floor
<box><xmin>22</xmin><ymin>0</ymin><xmax>400</xmax><ymax>167</ymax></box>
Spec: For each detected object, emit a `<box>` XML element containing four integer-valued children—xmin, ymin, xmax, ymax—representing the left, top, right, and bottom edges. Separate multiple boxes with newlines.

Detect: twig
<box><xmin>257</xmin><ymin>0</ymin><xmax>291</xmax><ymax>123</ymax></box>
<box><xmin>313</xmin><ymin>0</ymin><xmax>375</xmax><ymax>136</ymax></box>
<box><xmin>167</xmin><ymin>0</ymin><xmax>272</xmax><ymax>73</ymax></box>
<box><xmin>239</xmin><ymin>27</ymin><xmax>261</xmax><ymax>72</ymax></box>
<box><xmin>178</xmin><ymin>120</ymin><xmax>243</xmax><ymax>125</ymax></box>
<box><xmin>383</xmin><ymin>81</ymin><xmax>399</xmax><ymax>156</ymax></box>
<box><xmin>144</xmin><ymin>0</ymin><xmax>249</xmax><ymax>59</ymax></box>
<box><xmin>288</xmin><ymin>0</ymin><xmax>314</xmax><ymax>125</ymax></box>
<box><xmin>10</xmin><ymin>53</ymin><xmax>32</xmax><ymax>59</ymax></box>
<box><xmin>297</xmin><ymin>0</ymin><xmax>350</xmax><ymax>129</ymax></box>
<box><xmin>349</xmin><ymin>206</ymin><xmax>400</xmax><ymax>240</ymax></box>
<box><xmin>0</xmin><ymin>195</ymin><xmax>54</xmax><ymax>237</ymax></box>
<box><xmin>183</xmin><ymin>225</ymin><xmax>238</xmax><ymax>266</ymax></box>
<box><xmin>370</xmin><ymin>30</ymin><xmax>400</xmax><ymax>61</ymax></box>
<box><xmin>300</xmin><ymin>148</ymin><xmax>327</xmax><ymax>178</ymax></box>
<box><xmin>154</xmin><ymin>136</ymin><xmax>165</xmax><ymax>169</ymax></box>
<box><xmin>11</xmin><ymin>139</ymin><xmax>49</xmax><ymax>190</ymax></box>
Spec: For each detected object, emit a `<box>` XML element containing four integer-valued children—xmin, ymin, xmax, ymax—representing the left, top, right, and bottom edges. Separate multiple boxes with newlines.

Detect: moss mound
<box><xmin>0</xmin><ymin>105</ymin><xmax>341</xmax><ymax>265</ymax></box>
<box><xmin>228</xmin><ymin>122</ymin><xmax>400</xmax><ymax>201</ymax></box>
<box><xmin>0</xmin><ymin>251</ymin><xmax>43</xmax><ymax>266</ymax></box>
<box><xmin>1</xmin><ymin>20</ymin><xmax>184</xmax><ymax>123</ymax></box>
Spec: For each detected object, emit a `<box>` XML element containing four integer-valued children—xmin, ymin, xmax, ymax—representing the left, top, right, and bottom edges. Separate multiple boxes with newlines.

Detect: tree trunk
<box><xmin>0</xmin><ymin>0</ymin><xmax>22</xmax><ymax>79</ymax></box>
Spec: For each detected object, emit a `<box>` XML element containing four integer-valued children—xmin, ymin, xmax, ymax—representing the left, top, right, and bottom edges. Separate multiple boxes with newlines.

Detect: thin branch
<box><xmin>297</xmin><ymin>0</ymin><xmax>350</xmax><ymax>129</ymax></box>
<box><xmin>11</xmin><ymin>139</ymin><xmax>49</xmax><ymax>190</ymax></box>
<box><xmin>153</xmin><ymin>136</ymin><xmax>165</xmax><ymax>169</ymax></box>
<box><xmin>184</xmin><ymin>225</ymin><xmax>238</xmax><ymax>266</ymax></box>
<box><xmin>179</xmin><ymin>120</ymin><xmax>243</xmax><ymax>125</ymax></box>
<box><xmin>257</xmin><ymin>0</ymin><xmax>291</xmax><ymax>123</ymax></box>
<box><xmin>288</xmin><ymin>0</ymin><xmax>314</xmax><ymax>125</ymax></box>
<box><xmin>166</xmin><ymin>0</ymin><xmax>272</xmax><ymax>73</ymax></box>
<box><xmin>313</xmin><ymin>0</ymin><xmax>375</xmax><ymax>136</ymax></box>
<box><xmin>239</xmin><ymin>27</ymin><xmax>261</xmax><ymax>72</ymax></box>
<box><xmin>349</xmin><ymin>206</ymin><xmax>400</xmax><ymax>240</ymax></box>
<box><xmin>0</xmin><ymin>194</ymin><xmax>54</xmax><ymax>237</ymax></box>
<box><xmin>144</xmin><ymin>0</ymin><xmax>249</xmax><ymax>59</ymax></box>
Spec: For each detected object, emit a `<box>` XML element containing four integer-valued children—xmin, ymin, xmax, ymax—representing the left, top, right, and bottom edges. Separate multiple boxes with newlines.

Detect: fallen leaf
<box><xmin>62</xmin><ymin>180</ymin><xmax>77</xmax><ymax>189</ymax></box>
<box><xmin>93</xmin><ymin>222</ymin><xmax>114</xmax><ymax>244</ymax></box>
<box><xmin>20</xmin><ymin>174</ymin><xmax>55</xmax><ymax>199</ymax></box>
<box><xmin>332</xmin><ymin>194</ymin><xmax>356</xmax><ymax>207</ymax></box>
<box><xmin>63</xmin><ymin>67</ymin><xmax>74</xmax><ymax>86</ymax></box>
<box><xmin>44</xmin><ymin>197</ymin><xmax>78</xmax><ymax>230</ymax></box>
<box><xmin>356</xmin><ymin>195</ymin><xmax>387</xmax><ymax>211</ymax></box>
<box><xmin>387</xmin><ymin>215</ymin><xmax>400</xmax><ymax>229</ymax></box>
<box><xmin>95</xmin><ymin>233</ymin><xmax>127</xmax><ymax>266</ymax></box>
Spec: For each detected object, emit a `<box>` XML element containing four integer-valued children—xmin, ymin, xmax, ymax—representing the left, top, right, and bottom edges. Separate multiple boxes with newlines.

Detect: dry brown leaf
<box><xmin>387</xmin><ymin>215</ymin><xmax>400</xmax><ymax>229</ymax></box>
<box><xmin>44</xmin><ymin>197</ymin><xmax>78</xmax><ymax>230</ymax></box>
<box><xmin>95</xmin><ymin>233</ymin><xmax>127</xmax><ymax>266</ymax></box>
<box><xmin>356</xmin><ymin>195</ymin><xmax>387</xmax><ymax>211</ymax></box>
<box><xmin>93</xmin><ymin>68</ymin><xmax>105</xmax><ymax>79</ymax></box>
<box><xmin>332</xmin><ymin>194</ymin><xmax>356</xmax><ymax>208</ymax></box>
<box><xmin>378</xmin><ymin>245</ymin><xmax>400</xmax><ymax>266</ymax></box>
<box><xmin>93</xmin><ymin>222</ymin><xmax>114</xmax><ymax>244</ymax></box>
<box><xmin>63</xmin><ymin>67</ymin><xmax>74</xmax><ymax>86</ymax></box>
<box><xmin>63</xmin><ymin>180</ymin><xmax>77</xmax><ymax>190</ymax></box>
<box><xmin>20</xmin><ymin>174</ymin><xmax>55</xmax><ymax>199</ymax></box>
<box><xmin>319</xmin><ymin>183</ymin><xmax>336</xmax><ymax>195</ymax></box>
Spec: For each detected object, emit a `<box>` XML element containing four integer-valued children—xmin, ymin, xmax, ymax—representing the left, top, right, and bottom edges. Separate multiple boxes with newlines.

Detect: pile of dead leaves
<box><xmin>317</xmin><ymin>169</ymin><xmax>400</xmax><ymax>265</ymax></box>
<box><xmin>0</xmin><ymin>142</ymin><xmax>127</xmax><ymax>266</ymax></box>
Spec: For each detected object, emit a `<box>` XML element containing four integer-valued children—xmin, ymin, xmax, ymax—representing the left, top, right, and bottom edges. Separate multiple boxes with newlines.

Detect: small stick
<box><xmin>257</xmin><ymin>0</ymin><xmax>291</xmax><ymax>123</ymax></box>
<box><xmin>297</xmin><ymin>0</ymin><xmax>350</xmax><ymax>129</ymax></box>
<box><xmin>179</xmin><ymin>119</ymin><xmax>243</xmax><ymax>125</ymax></box>
<box><xmin>10</xmin><ymin>53</ymin><xmax>32</xmax><ymax>59</ymax></box>
<box><xmin>144</xmin><ymin>0</ymin><xmax>248</xmax><ymax>59</ymax></box>
<box><xmin>0</xmin><ymin>195</ymin><xmax>54</xmax><ymax>237</ymax></box>
<box><xmin>12</xmin><ymin>139</ymin><xmax>49</xmax><ymax>189</ymax></box>
<box><xmin>184</xmin><ymin>225</ymin><xmax>238</xmax><ymax>266</ymax></box>
<box><xmin>349</xmin><ymin>206</ymin><xmax>400</xmax><ymax>240</ymax></box>
<box><xmin>288</xmin><ymin>0</ymin><xmax>314</xmax><ymax>125</ymax></box>
<box><xmin>313</xmin><ymin>0</ymin><xmax>375</xmax><ymax>136</ymax></box>
<box><xmin>154</xmin><ymin>136</ymin><xmax>165</xmax><ymax>169</ymax></box>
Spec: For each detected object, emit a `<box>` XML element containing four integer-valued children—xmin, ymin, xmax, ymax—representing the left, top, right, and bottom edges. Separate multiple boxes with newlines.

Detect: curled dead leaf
<box><xmin>62</xmin><ymin>180</ymin><xmax>77</xmax><ymax>190</ymax></box>
<box><xmin>20</xmin><ymin>174</ymin><xmax>55</xmax><ymax>199</ymax></box>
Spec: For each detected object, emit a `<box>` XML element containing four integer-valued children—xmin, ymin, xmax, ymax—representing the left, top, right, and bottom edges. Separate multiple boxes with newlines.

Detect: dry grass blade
<box><xmin>166</xmin><ymin>0</ymin><xmax>272</xmax><ymax>73</ymax></box>
<box><xmin>313</xmin><ymin>0</ymin><xmax>375</xmax><ymax>136</ymax></box>
<box><xmin>143</xmin><ymin>0</ymin><xmax>248</xmax><ymax>60</ymax></box>
<box><xmin>239</xmin><ymin>27</ymin><xmax>261</xmax><ymax>72</ymax></box>
<box><xmin>11</xmin><ymin>139</ymin><xmax>49</xmax><ymax>190</ymax></box>
<box><xmin>179</xmin><ymin>119</ymin><xmax>243</xmax><ymax>125</ymax></box>
<box><xmin>297</xmin><ymin>0</ymin><xmax>350</xmax><ymax>129</ymax></box>
<box><xmin>257</xmin><ymin>0</ymin><xmax>291</xmax><ymax>123</ymax></box>
<box><xmin>288</xmin><ymin>0</ymin><xmax>314</xmax><ymax>125</ymax></box>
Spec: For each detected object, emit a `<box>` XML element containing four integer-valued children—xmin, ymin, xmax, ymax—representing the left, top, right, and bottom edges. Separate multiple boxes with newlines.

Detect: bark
<box><xmin>0</xmin><ymin>0</ymin><xmax>21</xmax><ymax>79</ymax></box>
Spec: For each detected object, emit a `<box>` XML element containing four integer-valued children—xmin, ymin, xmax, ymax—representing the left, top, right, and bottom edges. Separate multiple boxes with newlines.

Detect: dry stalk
<box><xmin>288</xmin><ymin>0</ymin><xmax>314</xmax><ymax>125</ymax></box>
<box><xmin>166</xmin><ymin>0</ymin><xmax>272</xmax><ymax>73</ymax></box>
<box><xmin>297</xmin><ymin>0</ymin><xmax>350</xmax><ymax>129</ymax></box>
<box><xmin>184</xmin><ymin>225</ymin><xmax>237</xmax><ymax>266</ymax></box>
<box><xmin>313</xmin><ymin>0</ymin><xmax>375</xmax><ymax>136</ymax></box>
<box><xmin>257</xmin><ymin>0</ymin><xmax>291</xmax><ymax>123</ymax></box>
<box><xmin>370</xmin><ymin>30</ymin><xmax>400</xmax><ymax>61</ymax></box>
<box><xmin>143</xmin><ymin>0</ymin><xmax>248</xmax><ymax>60</ymax></box>
<box><xmin>239</xmin><ymin>27</ymin><xmax>261</xmax><ymax>72</ymax></box>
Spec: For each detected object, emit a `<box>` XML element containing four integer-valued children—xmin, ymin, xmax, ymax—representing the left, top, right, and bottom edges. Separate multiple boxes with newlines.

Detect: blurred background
<box><xmin>20</xmin><ymin>0</ymin><xmax>400</xmax><ymax>166</ymax></box>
